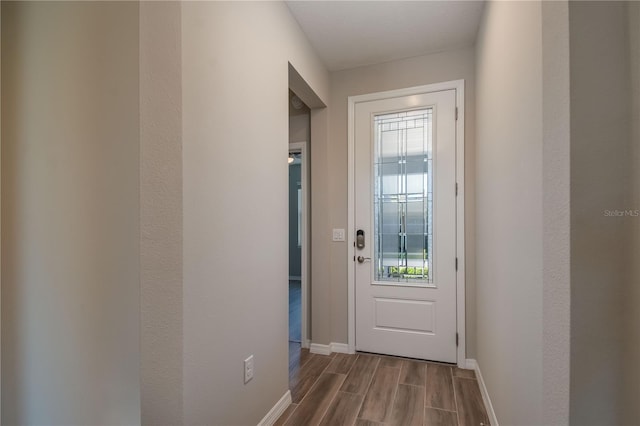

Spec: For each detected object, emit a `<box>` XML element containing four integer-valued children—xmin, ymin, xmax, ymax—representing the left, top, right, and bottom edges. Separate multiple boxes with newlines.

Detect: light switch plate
<box><xmin>332</xmin><ymin>228</ymin><xmax>346</xmax><ymax>242</ymax></box>
<box><xmin>244</xmin><ymin>355</ymin><xmax>254</xmax><ymax>383</ymax></box>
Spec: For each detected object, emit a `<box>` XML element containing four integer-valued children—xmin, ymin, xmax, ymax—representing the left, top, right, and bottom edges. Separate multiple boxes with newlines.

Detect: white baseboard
<box><xmin>257</xmin><ymin>390</ymin><xmax>291</xmax><ymax>426</ymax></box>
<box><xmin>330</xmin><ymin>342</ymin><xmax>350</xmax><ymax>354</ymax></box>
<box><xmin>309</xmin><ymin>342</ymin><xmax>350</xmax><ymax>356</ymax></box>
<box><xmin>464</xmin><ymin>358</ymin><xmax>477</xmax><ymax>370</ymax></box>
<box><xmin>466</xmin><ymin>359</ymin><xmax>498</xmax><ymax>426</ymax></box>
<box><xmin>302</xmin><ymin>339</ymin><xmax>311</xmax><ymax>349</ymax></box>
<box><xmin>309</xmin><ymin>343</ymin><xmax>332</xmax><ymax>355</ymax></box>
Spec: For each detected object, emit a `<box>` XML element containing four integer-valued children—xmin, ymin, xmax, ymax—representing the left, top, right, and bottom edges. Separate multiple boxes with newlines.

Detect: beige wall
<box><xmin>310</xmin><ymin>106</ymin><xmax>331</xmax><ymax>345</ymax></box>
<box><xmin>181</xmin><ymin>2</ymin><xmax>328</xmax><ymax>424</ymax></box>
<box><xmin>475</xmin><ymin>1</ymin><xmax>544</xmax><ymax>423</ymax></box>
<box><xmin>626</xmin><ymin>3</ymin><xmax>640</xmax><ymax>424</ymax></box>
<box><xmin>1</xmin><ymin>2</ymin><xmax>140</xmax><ymax>424</ymax></box>
<box><xmin>569</xmin><ymin>2</ymin><xmax>634</xmax><ymax>424</ymax></box>
<box><xmin>320</xmin><ymin>48</ymin><xmax>477</xmax><ymax>354</ymax></box>
<box><xmin>140</xmin><ymin>2</ymin><xmax>183</xmax><ymax>424</ymax></box>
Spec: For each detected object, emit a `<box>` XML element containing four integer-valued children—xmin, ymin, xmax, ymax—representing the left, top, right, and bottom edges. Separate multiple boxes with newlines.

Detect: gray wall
<box><xmin>140</xmin><ymin>2</ymin><xmax>183</xmax><ymax>424</ymax></box>
<box><xmin>476</xmin><ymin>2</ymin><xmax>544</xmax><ymax>423</ymax></box>
<box><xmin>0</xmin><ymin>4</ymin><xmax>3</xmax><ymax>416</ymax></box>
<box><xmin>626</xmin><ymin>3</ymin><xmax>640</xmax><ymax>424</ymax></box>
<box><xmin>181</xmin><ymin>2</ymin><xmax>329</xmax><ymax>424</ymax></box>
<box><xmin>541</xmin><ymin>2</ymin><xmax>571</xmax><ymax>423</ymax></box>
<box><xmin>569</xmin><ymin>2</ymin><xmax>637</xmax><ymax>424</ymax></box>
<box><xmin>321</xmin><ymin>47</ymin><xmax>477</xmax><ymax>355</ymax></box>
<box><xmin>1</xmin><ymin>2</ymin><xmax>328</xmax><ymax>424</ymax></box>
<box><xmin>1</xmin><ymin>2</ymin><xmax>140</xmax><ymax>423</ymax></box>
<box><xmin>475</xmin><ymin>3</ymin><xmax>572</xmax><ymax>423</ymax></box>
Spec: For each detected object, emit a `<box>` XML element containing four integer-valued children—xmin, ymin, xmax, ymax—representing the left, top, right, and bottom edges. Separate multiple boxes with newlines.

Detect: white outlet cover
<box><xmin>332</xmin><ymin>228</ymin><xmax>346</xmax><ymax>242</ymax></box>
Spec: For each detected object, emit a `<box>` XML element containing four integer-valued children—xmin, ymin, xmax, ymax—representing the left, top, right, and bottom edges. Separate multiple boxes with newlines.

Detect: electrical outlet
<box><xmin>244</xmin><ymin>355</ymin><xmax>254</xmax><ymax>383</ymax></box>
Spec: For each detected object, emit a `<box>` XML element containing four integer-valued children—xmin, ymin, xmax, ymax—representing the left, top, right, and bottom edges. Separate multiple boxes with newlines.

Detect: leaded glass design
<box><xmin>373</xmin><ymin>109</ymin><xmax>433</xmax><ymax>285</ymax></box>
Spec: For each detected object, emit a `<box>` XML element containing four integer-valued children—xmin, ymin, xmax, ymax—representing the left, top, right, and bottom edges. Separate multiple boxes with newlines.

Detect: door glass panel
<box><xmin>373</xmin><ymin>109</ymin><xmax>433</xmax><ymax>285</ymax></box>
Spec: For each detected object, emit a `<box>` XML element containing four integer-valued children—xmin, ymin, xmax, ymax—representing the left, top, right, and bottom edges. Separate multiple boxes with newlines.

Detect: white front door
<box><xmin>354</xmin><ymin>89</ymin><xmax>458</xmax><ymax>363</ymax></box>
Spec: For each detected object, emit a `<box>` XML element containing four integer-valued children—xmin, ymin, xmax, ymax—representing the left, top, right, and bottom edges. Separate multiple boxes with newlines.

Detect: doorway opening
<box><xmin>288</xmin><ymin>87</ymin><xmax>311</xmax><ymax>369</ymax></box>
<box><xmin>288</xmin><ymin>63</ymin><xmax>327</xmax><ymax>383</ymax></box>
<box><xmin>288</xmin><ymin>142</ymin><xmax>308</xmax><ymax>347</ymax></box>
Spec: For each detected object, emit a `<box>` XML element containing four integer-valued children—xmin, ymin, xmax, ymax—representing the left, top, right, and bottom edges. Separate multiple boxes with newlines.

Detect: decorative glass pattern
<box><xmin>373</xmin><ymin>109</ymin><xmax>433</xmax><ymax>285</ymax></box>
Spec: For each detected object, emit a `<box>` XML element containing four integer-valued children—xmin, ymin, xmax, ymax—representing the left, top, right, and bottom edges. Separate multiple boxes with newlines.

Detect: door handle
<box><xmin>357</xmin><ymin>256</ymin><xmax>371</xmax><ymax>263</ymax></box>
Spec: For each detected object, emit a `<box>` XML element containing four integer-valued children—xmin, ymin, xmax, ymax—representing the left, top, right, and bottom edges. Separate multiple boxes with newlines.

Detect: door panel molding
<box><xmin>347</xmin><ymin>80</ymin><xmax>465</xmax><ymax>367</ymax></box>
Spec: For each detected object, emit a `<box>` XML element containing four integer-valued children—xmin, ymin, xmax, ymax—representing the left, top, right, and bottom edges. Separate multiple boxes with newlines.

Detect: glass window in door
<box><xmin>373</xmin><ymin>109</ymin><xmax>434</xmax><ymax>285</ymax></box>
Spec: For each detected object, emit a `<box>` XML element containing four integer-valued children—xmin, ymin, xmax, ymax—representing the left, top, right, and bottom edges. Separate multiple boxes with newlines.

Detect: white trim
<box><xmin>466</xmin><ymin>359</ymin><xmax>499</xmax><ymax>426</ymax></box>
<box><xmin>289</xmin><ymin>142</ymin><xmax>309</xmax><ymax>350</ymax></box>
<box><xmin>462</xmin><ymin>358</ymin><xmax>476</xmax><ymax>370</ymax></box>
<box><xmin>309</xmin><ymin>342</ymin><xmax>351</xmax><ymax>355</ymax></box>
<box><xmin>257</xmin><ymin>390</ymin><xmax>292</xmax><ymax>426</ymax></box>
<box><xmin>454</xmin><ymin>81</ymin><xmax>466</xmax><ymax>368</ymax></box>
<box><xmin>309</xmin><ymin>343</ymin><xmax>332</xmax><ymax>356</ymax></box>
<box><xmin>347</xmin><ymin>80</ymin><xmax>466</xmax><ymax>364</ymax></box>
<box><xmin>288</xmin><ymin>276</ymin><xmax>301</xmax><ymax>281</ymax></box>
<box><xmin>302</xmin><ymin>339</ymin><xmax>311</xmax><ymax>349</ymax></box>
<box><xmin>347</xmin><ymin>94</ymin><xmax>356</xmax><ymax>354</ymax></box>
<box><xmin>330</xmin><ymin>342</ymin><xmax>350</xmax><ymax>354</ymax></box>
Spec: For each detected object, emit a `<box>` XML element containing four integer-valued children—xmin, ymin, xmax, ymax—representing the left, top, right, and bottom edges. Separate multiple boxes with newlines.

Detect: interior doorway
<box><xmin>288</xmin><ymin>89</ymin><xmax>310</xmax><ymax>355</ymax></box>
<box><xmin>288</xmin><ymin>142</ymin><xmax>308</xmax><ymax>347</ymax></box>
<box><xmin>288</xmin><ymin>64</ymin><xmax>327</xmax><ymax>383</ymax></box>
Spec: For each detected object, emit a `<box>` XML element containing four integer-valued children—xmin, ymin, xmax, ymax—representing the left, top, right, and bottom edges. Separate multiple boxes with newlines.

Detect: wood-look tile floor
<box><xmin>279</xmin><ymin>343</ymin><xmax>489</xmax><ymax>426</ymax></box>
<box><xmin>289</xmin><ymin>280</ymin><xmax>301</xmax><ymax>342</ymax></box>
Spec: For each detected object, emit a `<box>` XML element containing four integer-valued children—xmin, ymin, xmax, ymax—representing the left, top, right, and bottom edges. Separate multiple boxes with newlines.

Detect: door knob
<box><xmin>357</xmin><ymin>256</ymin><xmax>371</xmax><ymax>263</ymax></box>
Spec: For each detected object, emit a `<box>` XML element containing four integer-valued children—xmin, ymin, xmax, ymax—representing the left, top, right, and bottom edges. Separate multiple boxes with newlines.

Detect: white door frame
<box><xmin>347</xmin><ymin>80</ymin><xmax>466</xmax><ymax>367</ymax></box>
<box><xmin>290</xmin><ymin>141</ymin><xmax>309</xmax><ymax>348</ymax></box>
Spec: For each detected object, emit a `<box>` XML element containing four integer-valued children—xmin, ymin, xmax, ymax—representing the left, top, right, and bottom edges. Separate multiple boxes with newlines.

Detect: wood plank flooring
<box><xmin>281</xmin><ymin>343</ymin><xmax>490</xmax><ymax>426</ymax></box>
<box><xmin>289</xmin><ymin>280</ymin><xmax>301</xmax><ymax>342</ymax></box>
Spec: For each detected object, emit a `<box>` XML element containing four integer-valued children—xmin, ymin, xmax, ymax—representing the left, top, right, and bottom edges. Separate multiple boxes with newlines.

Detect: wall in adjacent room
<box><xmin>288</xmin><ymin>163</ymin><xmax>301</xmax><ymax>278</ymax></box>
<box><xmin>288</xmin><ymin>92</ymin><xmax>309</xmax><ymax>279</ymax></box>
<box><xmin>289</xmin><ymin>90</ymin><xmax>310</xmax><ymax>144</ymax></box>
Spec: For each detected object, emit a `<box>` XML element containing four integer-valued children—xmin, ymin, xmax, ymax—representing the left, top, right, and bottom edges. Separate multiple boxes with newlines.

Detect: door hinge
<box><xmin>455</xmin><ymin>107</ymin><xmax>458</xmax><ymax>121</ymax></box>
<box><xmin>455</xmin><ymin>257</ymin><xmax>458</xmax><ymax>271</ymax></box>
<box><xmin>455</xmin><ymin>182</ymin><xmax>458</xmax><ymax>196</ymax></box>
<box><xmin>456</xmin><ymin>333</ymin><xmax>459</xmax><ymax>347</ymax></box>
<box><xmin>353</xmin><ymin>256</ymin><xmax>356</xmax><ymax>262</ymax></box>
